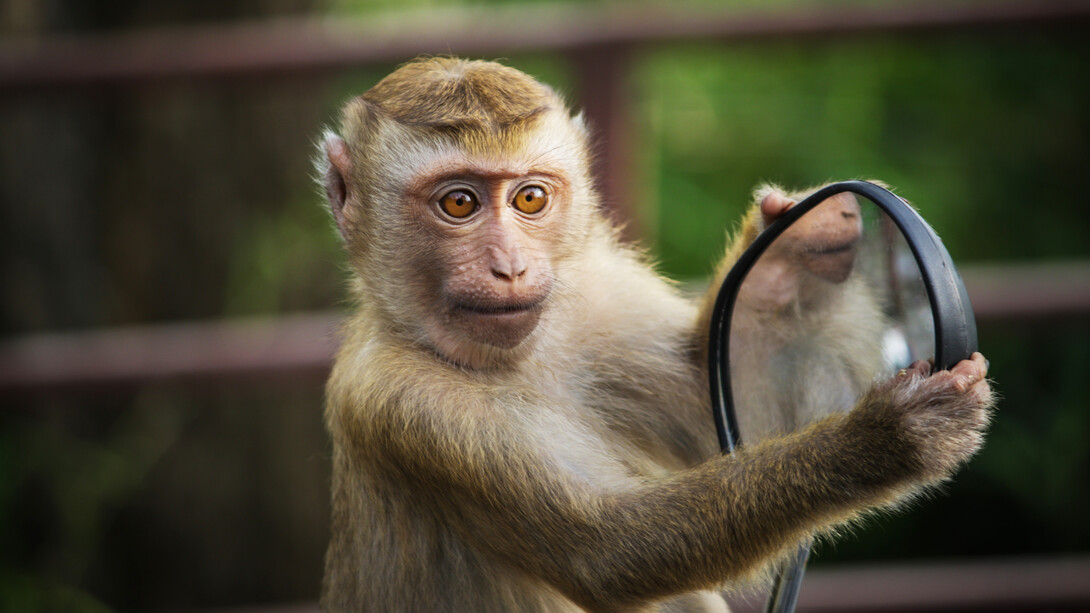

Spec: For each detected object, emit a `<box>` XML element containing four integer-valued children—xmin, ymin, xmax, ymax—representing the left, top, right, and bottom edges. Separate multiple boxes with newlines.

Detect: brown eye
<box><xmin>439</xmin><ymin>190</ymin><xmax>477</xmax><ymax>219</ymax></box>
<box><xmin>513</xmin><ymin>185</ymin><xmax>548</xmax><ymax>215</ymax></box>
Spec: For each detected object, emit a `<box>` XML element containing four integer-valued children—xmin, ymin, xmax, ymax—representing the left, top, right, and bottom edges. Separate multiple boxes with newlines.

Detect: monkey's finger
<box><xmin>906</xmin><ymin>359</ymin><xmax>932</xmax><ymax>377</ymax></box>
<box><xmin>949</xmin><ymin>354</ymin><xmax>989</xmax><ymax>392</ymax></box>
<box><xmin>760</xmin><ymin>191</ymin><xmax>796</xmax><ymax>227</ymax></box>
<box><xmin>971</xmin><ymin>352</ymin><xmax>989</xmax><ymax>376</ymax></box>
<box><xmin>950</xmin><ymin>353</ymin><xmax>988</xmax><ymax>378</ymax></box>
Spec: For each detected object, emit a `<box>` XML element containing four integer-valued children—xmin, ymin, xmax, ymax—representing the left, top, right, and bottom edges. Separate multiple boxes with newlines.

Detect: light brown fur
<box><xmin>316</xmin><ymin>57</ymin><xmax>993</xmax><ymax>612</ymax></box>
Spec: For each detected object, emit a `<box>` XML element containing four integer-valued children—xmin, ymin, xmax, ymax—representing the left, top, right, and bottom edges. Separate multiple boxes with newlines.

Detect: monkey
<box><xmin>315</xmin><ymin>57</ymin><xmax>993</xmax><ymax>612</ymax></box>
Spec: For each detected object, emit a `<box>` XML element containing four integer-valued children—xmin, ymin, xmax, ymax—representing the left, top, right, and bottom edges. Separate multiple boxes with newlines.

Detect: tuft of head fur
<box><xmin>362</xmin><ymin>56</ymin><xmax>556</xmax><ymax>130</ymax></box>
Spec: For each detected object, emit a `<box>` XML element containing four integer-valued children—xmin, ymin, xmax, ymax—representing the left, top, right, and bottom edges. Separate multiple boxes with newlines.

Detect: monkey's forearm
<box><xmin>562</xmin><ymin>408</ymin><xmax>919</xmax><ymax>607</ymax></box>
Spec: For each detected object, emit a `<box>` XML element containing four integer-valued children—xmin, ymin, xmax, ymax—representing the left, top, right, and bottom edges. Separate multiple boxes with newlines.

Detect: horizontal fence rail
<box><xmin>1</xmin><ymin>1</ymin><xmax>1088</xmax><ymax>89</ymax></box>
<box><xmin>2</xmin><ymin>261</ymin><xmax>1088</xmax><ymax>396</ymax></box>
<box><xmin>733</xmin><ymin>555</ymin><xmax>1090</xmax><ymax>613</ymax></box>
<box><xmin>208</xmin><ymin>556</ymin><xmax>1090</xmax><ymax>613</ymax></box>
<box><xmin>0</xmin><ymin>313</ymin><xmax>340</xmax><ymax>394</ymax></box>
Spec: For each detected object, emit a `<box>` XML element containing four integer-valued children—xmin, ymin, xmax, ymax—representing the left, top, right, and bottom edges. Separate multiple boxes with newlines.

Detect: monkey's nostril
<box><xmin>493</xmin><ymin>266</ymin><xmax>527</xmax><ymax>281</ymax></box>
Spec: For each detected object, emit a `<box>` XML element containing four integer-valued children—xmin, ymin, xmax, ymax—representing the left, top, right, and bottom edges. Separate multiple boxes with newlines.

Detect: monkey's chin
<box><xmin>802</xmin><ymin>242</ymin><xmax>858</xmax><ymax>283</ymax></box>
<box><xmin>427</xmin><ymin>308</ymin><xmax>542</xmax><ymax>369</ymax></box>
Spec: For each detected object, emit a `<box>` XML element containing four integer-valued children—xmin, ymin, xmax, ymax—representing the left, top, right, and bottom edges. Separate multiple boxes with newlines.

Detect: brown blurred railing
<box><xmin>3</xmin><ymin>0</ymin><xmax>1088</xmax><ymax>87</ymax></box>
<box><xmin>213</xmin><ymin>556</ymin><xmax>1090</xmax><ymax>613</ymax></box>
<box><xmin>736</xmin><ymin>556</ymin><xmax>1090</xmax><ymax>612</ymax></box>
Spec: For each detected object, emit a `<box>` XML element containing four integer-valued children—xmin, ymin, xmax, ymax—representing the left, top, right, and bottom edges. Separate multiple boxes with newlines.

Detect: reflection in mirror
<box><xmin>728</xmin><ymin>193</ymin><xmax>935</xmax><ymax>442</ymax></box>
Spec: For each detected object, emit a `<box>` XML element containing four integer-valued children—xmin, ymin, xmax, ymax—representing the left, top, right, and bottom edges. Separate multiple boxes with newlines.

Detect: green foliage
<box><xmin>0</xmin><ymin>395</ymin><xmax>188</xmax><ymax>612</ymax></box>
<box><xmin>0</xmin><ymin>572</ymin><xmax>113</xmax><ymax>613</ymax></box>
<box><xmin>222</xmin><ymin>190</ymin><xmax>344</xmax><ymax>316</ymax></box>
<box><xmin>635</xmin><ymin>37</ymin><xmax>1090</xmax><ymax>277</ymax></box>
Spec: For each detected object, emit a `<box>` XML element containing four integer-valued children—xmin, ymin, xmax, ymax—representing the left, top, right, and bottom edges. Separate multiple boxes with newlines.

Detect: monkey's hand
<box><xmin>855</xmin><ymin>352</ymin><xmax>994</xmax><ymax>484</ymax></box>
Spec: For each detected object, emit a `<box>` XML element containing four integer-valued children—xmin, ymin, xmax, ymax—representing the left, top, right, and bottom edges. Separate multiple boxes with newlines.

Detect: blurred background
<box><xmin>1</xmin><ymin>0</ymin><xmax>1088</xmax><ymax>611</ymax></box>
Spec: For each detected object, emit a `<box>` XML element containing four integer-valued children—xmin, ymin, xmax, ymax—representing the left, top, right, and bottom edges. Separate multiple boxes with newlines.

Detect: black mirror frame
<box><xmin>706</xmin><ymin>180</ymin><xmax>978</xmax><ymax>612</ymax></box>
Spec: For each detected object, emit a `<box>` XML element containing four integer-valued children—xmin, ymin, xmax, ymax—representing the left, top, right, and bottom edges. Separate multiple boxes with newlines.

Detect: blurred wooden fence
<box><xmin>3</xmin><ymin>1</ymin><xmax>1090</xmax><ymax>610</ymax></box>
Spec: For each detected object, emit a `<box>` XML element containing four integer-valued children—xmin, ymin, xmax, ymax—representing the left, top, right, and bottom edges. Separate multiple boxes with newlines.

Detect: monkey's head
<box><xmin>318</xmin><ymin>57</ymin><xmax>605</xmax><ymax>369</ymax></box>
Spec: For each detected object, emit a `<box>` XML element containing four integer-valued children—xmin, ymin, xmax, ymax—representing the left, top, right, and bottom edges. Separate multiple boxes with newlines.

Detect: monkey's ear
<box><xmin>570</xmin><ymin>111</ymin><xmax>591</xmax><ymax>140</ymax></box>
<box><xmin>323</xmin><ymin>134</ymin><xmax>353</xmax><ymax>240</ymax></box>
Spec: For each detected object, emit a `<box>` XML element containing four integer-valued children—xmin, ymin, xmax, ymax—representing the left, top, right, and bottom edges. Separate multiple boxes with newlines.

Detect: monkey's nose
<box><xmin>491</xmin><ymin>261</ymin><xmax>528</xmax><ymax>281</ymax></box>
<box><xmin>490</xmin><ymin>248</ymin><xmax>528</xmax><ymax>281</ymax></box>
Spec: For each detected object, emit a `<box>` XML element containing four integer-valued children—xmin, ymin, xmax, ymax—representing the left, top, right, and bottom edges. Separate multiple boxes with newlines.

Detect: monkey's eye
<box><xmin>438</xmin><ymin>190</ymin><xmax>477</xmax><ymax>219</ymax></box>
<box><xmin>513</xmin><ymin>185</ymin><xmax>548</xmax><ymax>215</ymax></box>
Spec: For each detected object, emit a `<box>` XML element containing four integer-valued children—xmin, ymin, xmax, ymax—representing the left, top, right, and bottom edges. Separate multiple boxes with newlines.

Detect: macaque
<box><xmin>316</xmin><ymin>57</ymin><xmax>993</xmax><ymax>612</ymax></box>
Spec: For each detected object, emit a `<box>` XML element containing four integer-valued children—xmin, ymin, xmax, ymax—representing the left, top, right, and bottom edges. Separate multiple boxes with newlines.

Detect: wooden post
<box><xmin>569</xmin><ymin>43</ymin><xmax>642</xmax><ymax>242</ymax></box>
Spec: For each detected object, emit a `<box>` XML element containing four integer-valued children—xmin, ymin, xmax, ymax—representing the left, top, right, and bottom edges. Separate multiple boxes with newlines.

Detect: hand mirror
<box><xmin>706</xmin><ymin>180</ymin><xmax>978</xmax><ymax>612</ymax></box>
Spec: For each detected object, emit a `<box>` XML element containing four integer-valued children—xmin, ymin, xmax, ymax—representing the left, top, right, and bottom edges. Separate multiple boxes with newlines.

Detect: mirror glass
<box><xmin>727</xmin><ymin>192</ymin><xmax>935</xmax><ymax>442</ymax></box>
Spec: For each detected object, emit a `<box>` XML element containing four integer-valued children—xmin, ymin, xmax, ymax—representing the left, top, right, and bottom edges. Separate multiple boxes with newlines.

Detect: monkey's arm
<box><xmin>347</xmin><ymin>355</ymin><xmax>991</xmax><ymax>611</ymax></box>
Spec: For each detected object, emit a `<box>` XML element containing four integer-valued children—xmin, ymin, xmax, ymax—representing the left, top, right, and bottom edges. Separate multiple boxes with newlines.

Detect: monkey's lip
<box><xmin>806</xmin><ymin>238</ymin><xmax>859</xmax><ymax>255</ymax></box>
<box><xmin>448</xmin><ymin>298</ymin><xmax>546</xmax><ymax>349</ymax></box>
<box><xmin>452</xmin><ymin>299</ymin><xmax>545</xmax><ymax>317</ymax></box>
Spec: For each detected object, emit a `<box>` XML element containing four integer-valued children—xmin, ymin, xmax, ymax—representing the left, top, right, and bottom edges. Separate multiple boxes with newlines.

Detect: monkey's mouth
<box><xmin>448</xmin><ymin>298</ymin><xmax>546</xmax><ymax>349</ymax></box>
<box><xmin>453</xmin><ymin>299</ymin><xmax>545</xmax><ymax>316</ymax></box>
<box><xmin>805</xmin><ymin>237</ymin><xmax>860</xmax><ymax>256</ymax></box>
<box><xmin>801</xmin><ymin>239</ymin><xmax>859</xmax><ymax>284</ymax></box>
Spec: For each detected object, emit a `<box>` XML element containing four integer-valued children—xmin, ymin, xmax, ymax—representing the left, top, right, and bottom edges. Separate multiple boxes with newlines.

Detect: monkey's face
<box><xmin>394</xmin><ymin>141</ymin><xmax>588</xmax><ymax>368</ymax></box>
<box><xmin>779</xmin><ymin>192</ymin><xmax>863</xmax><ymax>283</ymax></box>
<box><xmin>422</xmin><ymin>173</ymin><xmax>557</xmax><ymax>352</ymax></box>
<box><xmin>745</xmin><ymin>192</ymin><xmax>864</xmax><ymax>310</ymax></box>
<box><xmin>322</xmin><ymin>83</ymin><xmax>596</xmax><ymax>369</ymax></box>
